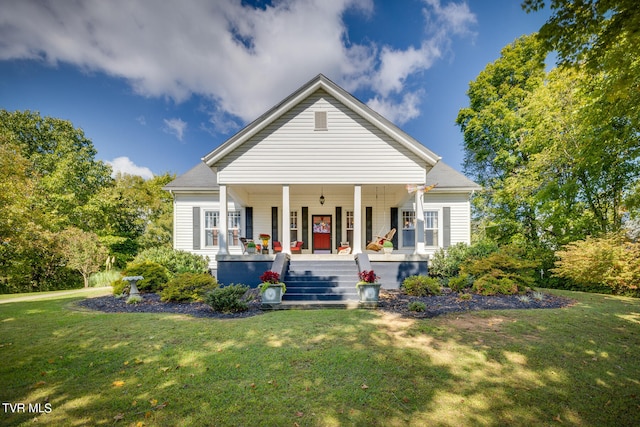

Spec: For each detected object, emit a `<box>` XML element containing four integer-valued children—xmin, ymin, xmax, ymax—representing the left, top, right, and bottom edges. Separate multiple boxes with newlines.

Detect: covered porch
<box><xmin>215</xmin><ymin>183</ymin><xmax>431</xmax><ymax>257</ymax></box>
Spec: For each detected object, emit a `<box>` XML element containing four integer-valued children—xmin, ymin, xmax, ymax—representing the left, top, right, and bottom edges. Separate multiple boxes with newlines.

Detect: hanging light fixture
<box><xmin>319</xmin><ymin>187</ymin><xmax>325</xmax><ymax>205</ymax></box>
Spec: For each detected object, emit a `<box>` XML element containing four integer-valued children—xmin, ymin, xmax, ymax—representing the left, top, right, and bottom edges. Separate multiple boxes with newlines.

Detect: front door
<box><xmin>312</xmin><ymin>215</ymin><xmax>332</xmax><ymax>253</ymax></box>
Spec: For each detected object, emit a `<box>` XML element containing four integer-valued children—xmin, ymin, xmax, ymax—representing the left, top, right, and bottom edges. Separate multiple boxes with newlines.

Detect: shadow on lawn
<box><xmin>1</xmin><ymin>293</ymin><xmax>639</xmax><ymax>426</ymax></box>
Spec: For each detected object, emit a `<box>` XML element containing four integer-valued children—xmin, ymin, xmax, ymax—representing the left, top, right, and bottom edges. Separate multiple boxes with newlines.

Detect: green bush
<box><xmin>111</xmin><ymin>279</ymin><xmax>128</xmax><ymax>295</ymax></box>
<box><xmin>89</xmin><ymin>269</ymin><xmax>122</xmax><ymax>287</ymax></box>
<box><xmin>401</xmin><ymin>275</ymin><xmax>441</xmax><ymax>296</ymax></box>
<box><xmin>430</xmin><ymin>239</ymin><xmax>499</xmax><ymax>278</ymax></box>
<box><xmin>160</xmin><ymin>273</ymin><xmax>219</xmax><ymax>302</ymax></box>
<box><xmin>462</xmin><ymin>246</ymin><xmax>538</xmax><ymax>295</ymax></box>
<box><xmin>134</xmin><ymin>247</ymin><xmax>209</xmax><ymax>277</ymax></box>
<box><xmin>448</xmin><ymin>273</ymin><xmax>473</xmax><ymax>292</ymax></box>
<box><xmin>553</xmin><ymin>234</ymin><xmax>640</xmax><ymax>296</ymax></box>
<box><xmin>408</xmin><ymin>301</ymin><xmax>426</xmax><ymax>312</ymax></box>
<box><xmin>204</xmin><ymin>284</ymin><xmax>250</xmax><ymax>313</ymax></box>
<box><xmin>122</xmin><ymin>261</ymin><xmax>170</xmax><ymax>293</ymax></box>
<box><xmin>472</xmin><ymin>275</ymin><xmax>519</xmax><ymax>296</ymax></box>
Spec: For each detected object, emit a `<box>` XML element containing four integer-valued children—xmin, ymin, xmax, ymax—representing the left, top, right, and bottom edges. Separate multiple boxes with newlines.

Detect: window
<box><xmin>228</xmin><ymin>211</ymin><xmax>241</xmax><ymax>246</ymax></box>
<box><xmin>204</xmin><ymin>211</ymin><xmax>219</xmax><ymax>247</ymax></box>
<box><xmin>424</xmin><ymin>210</ymin><xmax>439</xmax><ymax>247</ymax></box>
<box><xmin>290</xmin><ymin>211</ymin><xmax>298</xmax><ymax>242</ymax></box>
<box><xmin>314</xmin><ymin>111</ymin><xmax>327</xmax><ymax>130</ymax></box>
<box><xmin>346</xmin><ymin>210</ymin><xmax>354</xmax><ymax>246</ymax></box>
<box><xmin>402</xmin><ymin>210</ymin><xmax>415</xmax><ymax>247</ymax></box>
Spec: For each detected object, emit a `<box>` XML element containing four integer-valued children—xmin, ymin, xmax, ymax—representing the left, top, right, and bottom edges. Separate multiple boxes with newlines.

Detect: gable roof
<box><xmin>426</xmin><ymin>161</ymin><xmax>481</xmax><ymax>192</ymax></box>
<box><xmin>202</xmin><ymin>74</ymin><xmax>441</xmax><ymax>166</ymax></box>
<box><xmin>163</xmin><ymin>162</ymin><xmax>217</xmax><ymax>192</ymax></box>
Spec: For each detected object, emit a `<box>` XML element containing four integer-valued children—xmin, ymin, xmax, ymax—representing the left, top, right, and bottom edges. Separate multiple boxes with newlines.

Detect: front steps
<box><xmin>283</xmin><ymin>257</ymin><xmax>360</xmax><ymax>302</ymax></box>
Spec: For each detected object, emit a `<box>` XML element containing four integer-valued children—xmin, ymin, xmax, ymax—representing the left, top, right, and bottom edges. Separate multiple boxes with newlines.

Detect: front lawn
<box><xmin>0</xmin><ymin>289</ymin><xmax>638</xmax><ymax>426</ymax></box>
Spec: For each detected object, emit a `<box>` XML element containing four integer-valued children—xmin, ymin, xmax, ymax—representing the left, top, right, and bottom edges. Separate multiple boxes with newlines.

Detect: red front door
<box><xmin>312</xmin><ymin>215</ymin><xmax>332</xmax><ymax>253</ymax></box>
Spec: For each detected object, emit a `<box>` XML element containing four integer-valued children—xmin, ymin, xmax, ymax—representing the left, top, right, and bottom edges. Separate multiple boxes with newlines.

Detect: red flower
<box><xmin>260</xmin><ymin>270</ymin><xmax>280</xmax><ymax>284</ymax></box>
<box><xmin>358</xmin><ymin>270</ymin><xmax>379</xmax><ymax>283</ymax></box>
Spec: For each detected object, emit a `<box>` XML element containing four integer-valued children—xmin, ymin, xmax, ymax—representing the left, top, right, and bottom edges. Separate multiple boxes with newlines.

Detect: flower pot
<box><xmin>261</xmin><ymin>283</ymin><xmax>285</xmax><ymax>304</ymax></box>
<box><xmin>357</xmin><ymin>283</ymin><xmax>381</xmax><ymax>302</ymax></box>
<box><xmin>247</xmin><ymin>246</ymin><xmax>256</xmax><ymax>254</ymax></box>
<box><xmin>383</xmin><ymin>247</ymin><xmax>393</xmax><ymax>254</ymax></box>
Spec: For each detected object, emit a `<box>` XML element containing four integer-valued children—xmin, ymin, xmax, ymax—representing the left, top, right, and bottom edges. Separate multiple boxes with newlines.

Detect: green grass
<box><xmin>0</xmin><ymin>289</ymin><xmax>639</xmax><ymax>426</ymax></box>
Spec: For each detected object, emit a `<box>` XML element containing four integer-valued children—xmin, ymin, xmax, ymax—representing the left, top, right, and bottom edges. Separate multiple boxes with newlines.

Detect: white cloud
<box><xmin>0</xmin><ymin>0</ymin><xmax>476</xmax><ymax>129</ymax></box>
<box><xmin>163</xmin><ymin>118</ymin><xmax>187</xmax><ymax>141</ymax></box>
<box><xmin>107</xmin><ymin>156</ymin><xmax>154</xmax><ymax>180</ymax></box>
<box><xmin>367</xmin><ymin>91</ymin><xmax>423</xmax><ymax>125</ymax></box>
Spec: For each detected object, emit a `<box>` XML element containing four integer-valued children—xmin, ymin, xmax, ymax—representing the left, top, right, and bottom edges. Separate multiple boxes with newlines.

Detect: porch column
<box><xmin>353</xmin><ymin>184</ymin><xmax>362</xmax><ymax>254</ymax></box>
<box><xmin>282</xmin><ymin>185</ymin><xmax>291</xmax><ymax>254</ymax></box>
<box><xmin>219</xmin><ymin>184</ymin><xmax>228</xmax><ymax>255</ymax></box>
<box><xmin>415</xmin><ymin>189</ymin><xmax>425</xmax><ymax>254</ymax></box>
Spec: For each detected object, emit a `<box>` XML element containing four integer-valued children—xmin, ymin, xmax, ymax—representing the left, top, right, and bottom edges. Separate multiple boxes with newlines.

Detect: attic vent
<box><xmin>314</xmin><ymin>111</ymin><xmax>327</xmax><ymax>131</ymax></box>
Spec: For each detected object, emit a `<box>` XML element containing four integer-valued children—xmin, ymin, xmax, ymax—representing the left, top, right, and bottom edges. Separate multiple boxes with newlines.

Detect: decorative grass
<box><xmin>0</xmin><ymin>289</ymin><xmax>638</xmax><ymax>426</ymax></box>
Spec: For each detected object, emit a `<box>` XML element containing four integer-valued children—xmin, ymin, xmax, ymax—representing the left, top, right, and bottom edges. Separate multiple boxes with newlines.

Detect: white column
<box><xmin>415</xmin><ymin>189</ymin><xmax>425</xmax><ymax>254</ymax></box>
<box><xmin>282</xmin><ymin>184</ymin><xmax>291</xmax><ymax>254</ymax></box>
<box><xmin>219</xmin><ymin>184</ymin><xmax>228</xmax><ymax>255</ymax></box>
<box><xmin>353</xmin><ymin>185</ymin><xmax>362</xmax><ymax>254</ymax></box>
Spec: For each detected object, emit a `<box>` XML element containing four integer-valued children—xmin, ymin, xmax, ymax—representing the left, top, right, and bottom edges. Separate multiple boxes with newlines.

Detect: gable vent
<box><xmin>314</xmin><ymin>111</ymin><xmax>327</xmax><ymax>131</ymax></box>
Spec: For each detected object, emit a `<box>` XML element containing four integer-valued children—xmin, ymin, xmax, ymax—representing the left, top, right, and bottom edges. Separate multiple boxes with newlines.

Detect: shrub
<box><xmin>430</xmin><ymin>239</ymin><xmax>499</xmax><ymax>278</ymax></box>
<box><xmin>89</xmin><ymin>269</ymin><xmax>122</xmax><ymax>287</ymax></box>
<box><xmin>160</xmin><ymin>273</ymin><xmax>219</xmax><ymax>302</ymax></box>
<box><xmin>408</xmin><ymin>301</ymin><xmax>426</xmax><ymax>312</ymax></box>
<box><xmin>472</xmin><ymin>275</ymin><xmax>519</xmax><ymax>296</ymax></box>
<box><xmin>462</xmin><ymin>246</ymin><xmax>538</xmax><ymax>295</ymax></box>
<box><xmin>126</xmin><ymin>295</ymin><xmax>142</xmax><ymax>304</ymax></box>
<box><xmin>134</xmin><ymin>247</ymin><xmax>209</xmax><ymax>277</ymax></box>
<box><xmin>122</xmin><ymin>261</ymin><xmax>170</xmax><ymax>293</ymax></box>
<box><xmin>458</xmin><ymin>293</ymin><xmax>472</xmax><ymax>301</ymax></box>
<box><xmin>402</xmin><ymin>275</ymin><xmax>441</xmax><ymax>296</ymax></box>
<box><xmin>111</xmin><ymin>279</ymin><xmax>128</xmax><ymax>295</ymax></box>
<box><xmin>553</xmin><ymin>234</ymin><xmax>640</xmax><ymax>296</ymax></box>
<box><xmin>448</xmin><ymin>273</ymin><xmax>473</xmax><ymax>292</ymax></box>
<box><xmin>204</xmin><ymin>284</ymin><xmax>250</xmax><ymax>313</ymax></box>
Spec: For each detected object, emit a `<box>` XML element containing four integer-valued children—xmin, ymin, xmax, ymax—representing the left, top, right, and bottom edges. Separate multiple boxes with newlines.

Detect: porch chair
<box><xmin>366</xmin><ymin>228</ymin><xmax>396</xmax><ymax>252</ymax></box>
<box><xmin>273</xmin><ymin>241</ymin><xmax>283</xmax><ymax>253</ymax></box>
<box><xmin>290</xmin><ymin>241</ymin><xmax>304</xmax><ymax>254</ymax></box>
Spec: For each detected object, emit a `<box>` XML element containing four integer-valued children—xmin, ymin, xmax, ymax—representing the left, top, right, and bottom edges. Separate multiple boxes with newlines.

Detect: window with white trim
<box><xmin>290</xmin><ymin>211</ymin><xmax>298</xmax><ymax>242</ymax></box>
<box><xmin>204</xmin><ymin>211</ymin><xmax>219</xmax><ymax>247</ymax></box>
<box><xmin>227</xmin><ymin>211</ymin><xmax>241</xmax><ymax>246</ymax></box>
<box><xmin>424</xmin><ymin>210</ymin><xmax>439</xmax><ymax>247</ymax></box>
<box><xmin>346</xmin><ymin>210</ymin><xmax>354</xmax><ymax>246</ymax></box>
<box><xmin>402</xmin><ymin>210</ymin><xmax>415</xmax><ymax>247</ymax></box>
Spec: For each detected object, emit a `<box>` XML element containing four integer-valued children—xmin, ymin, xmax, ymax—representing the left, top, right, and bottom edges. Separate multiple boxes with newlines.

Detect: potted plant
<box><xmin>356</xmin><ymin>270</ymin><xmax>381</xmax><ymax>302</ymax></box>
<box><xmin>258</xmin><ymin>270</ymin><xmax>286</xmax><ymax>304</ymax></box>
<box><xmin>246</xmin><ymin>241</ymin><xmax>257</xmax><ymax>254</ymax></box>
<box><xmin>382</xmin><ymin>240</ymin><xmax>394</xmax><ymax>254</ymax></box>
<box><xmin>259</xmin><ymin>234</ymin><xmax>270</xmax><ymax>254</ymax></box>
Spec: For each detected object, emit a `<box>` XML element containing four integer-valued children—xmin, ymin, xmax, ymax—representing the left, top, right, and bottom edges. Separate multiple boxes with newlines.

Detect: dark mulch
<box><xmin>76</xmin><ymin>288</ymin><xmax>574</xmax><ymax>319</ymax></box>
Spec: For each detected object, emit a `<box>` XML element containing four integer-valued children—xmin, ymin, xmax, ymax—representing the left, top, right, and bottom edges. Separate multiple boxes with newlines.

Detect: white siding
<box><xmin>216</xmin><ymin>89</ymin><xmax>427</xmax><ymax>185</ymax></box>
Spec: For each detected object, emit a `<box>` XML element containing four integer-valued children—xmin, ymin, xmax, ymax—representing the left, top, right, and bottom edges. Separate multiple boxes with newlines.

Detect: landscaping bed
<box><xmin>77</xmin><ymin>288</ymin><xmax>573</xmax><ymax>318</ymax></box>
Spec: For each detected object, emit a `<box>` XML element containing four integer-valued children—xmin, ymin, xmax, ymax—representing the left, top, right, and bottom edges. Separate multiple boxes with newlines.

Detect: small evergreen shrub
<box><xmin>122</xmin><ymin>261</ymin><xmax>170</xmax><ymax>293</ymax></box>
<box><xmin>204</xmin><ymin>284</ymin><xmax>250</xmax><ymax>313</ymax></box>
<box><xmin>429</xmin><ymin>240</ymin><xmax>499</xmax><ymax>278</ymax></box>
<box><xmin>402</xmin><ymin>275</ymin><xmax>441</xmax><ymax>296</ymax></box>
<box><xmin>134</xmin><ymin>247</ymin><xmax>209</xmax><ymax>277</ymax></box>
<box><xmin>448</xmin><ymin>273</ymin><xmax>473</xmax><ymax>292</ymax></box>
<box><xmin>462</xmin><ymin>246</ymin><xmax>538</xmax><ymax>295</ymax></box>
<box><xmin>472</xmin><ymin>275</ymin><xmax>519</xmax><ymax>296</ymax></box>
<box><xmin>126</xmin><ymin>295</ymin><xmax>142</xmax><ymax>304</ymax></box>
<box><xmin>111</xmin><ymin>279</ymin><xmax>128</xmax><ymax>296</ymax></box>
<box><xmin>160</xmin><ymin>273</ymin><xmax>219</xmax><ymax>302</ymax></box>
<box><xmin>408</xmin><ymin>301</ymin><xmax>426</xmax><ymax>312</ymax></box>
<box><xmin>458</xmin><ymin>293</ymin><xmax>472</xmax><ymax>301</ymax></box>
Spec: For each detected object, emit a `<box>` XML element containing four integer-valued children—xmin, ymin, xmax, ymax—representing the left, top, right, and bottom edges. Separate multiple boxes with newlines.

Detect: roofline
<box><xmin>203</xmin><ymin>74</ymin><xmax>441</xmax><ymax>166</ymax></box>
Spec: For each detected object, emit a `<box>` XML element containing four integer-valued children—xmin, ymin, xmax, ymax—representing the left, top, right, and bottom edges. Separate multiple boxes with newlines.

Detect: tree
<box><xmin>456</xmin><ymin>34</ymin><xmax>547</xmax><ymax>244</ymax></box>
<box><xmin>59</xmin><ymin>227</ymin><xmax>108</xmax><ymax>288</ymax></box>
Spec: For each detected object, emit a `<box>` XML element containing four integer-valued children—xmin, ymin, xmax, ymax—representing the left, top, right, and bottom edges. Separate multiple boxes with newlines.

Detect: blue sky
<box><xmin>0</xmin><ymin>0</ymin><xmax>551</xmax><ymax>179</ymax></box>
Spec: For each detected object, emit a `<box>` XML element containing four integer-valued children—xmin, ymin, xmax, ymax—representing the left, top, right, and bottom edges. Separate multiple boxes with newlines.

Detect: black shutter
<box><xmin>302</xmin><ymin>207</ymin><xmax>309</xmax><ymax>249</ymax></box>
<box><xmin>335</xmin><ymin>206</ymin><xmax>342</xmax><ymax>249</ymax></box>
<box><xmin>390</xmin><ymin>207</ymin><xmax>398</xmax><ymax>249</ymax></box>
<box><xmin>366</xmin><ymin>207</ymin><xmax>373</xmax><ymax>245</ymax></box>
<box><xmin>271</xmin><ymin>207</ymin><xmax>278</xmax><ymax>247</ymax></box>
<box><xmin>443</xmin><ymin>207</ymin><xmax>451</xmax><ymax>249</ymax></box>
<box><xmin>192</xmin><ymin>207</ymin><xmax>201</xmax><ymax>250</ymax></box>
<box><xmin>245</xmin><ymin>207</ymin><xmax>253</xmax><ymax>239</ymax></box>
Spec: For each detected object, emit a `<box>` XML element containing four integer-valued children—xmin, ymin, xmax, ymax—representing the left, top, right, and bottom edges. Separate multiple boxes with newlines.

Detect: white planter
<box><xmin>357</xmin><ymin>283</ymin><xmax>381</xmax><ymax>302</ymax></box>
<box><xmin>383</xmin><ymin>247</ymin><xmax>393</xmax><ymax>254</ymax></box>
<box><xmin>261</xmin><ymin>283</ymin><xmax>285</xmax><ymax>304</ymax></box>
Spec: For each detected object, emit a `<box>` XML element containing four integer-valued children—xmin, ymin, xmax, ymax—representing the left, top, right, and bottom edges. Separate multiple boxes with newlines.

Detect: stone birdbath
<box><xmin>122</xmin><ymin>276</ymin><xmax>144</xmax><ymax>299</ymax></box>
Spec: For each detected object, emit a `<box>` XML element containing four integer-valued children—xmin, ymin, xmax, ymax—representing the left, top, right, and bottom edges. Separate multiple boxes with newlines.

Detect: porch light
<box><xmin>319</xmin><ymin>188</ymin><xmax>325</xmax><ymax>205</ymax></box>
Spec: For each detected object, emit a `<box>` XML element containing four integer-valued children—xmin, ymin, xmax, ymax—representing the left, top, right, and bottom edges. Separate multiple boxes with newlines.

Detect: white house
<box><xmin>164</xmin><ymin>74</ymin><xmax>479</xmax><ymax>281</ymax></box>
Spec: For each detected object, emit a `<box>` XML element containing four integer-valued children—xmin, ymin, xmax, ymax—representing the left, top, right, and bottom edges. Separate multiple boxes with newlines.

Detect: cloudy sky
<box><xmin>0</xmin><ymin>0</ymin><xmax>550</xmax><ymax>179</ymax></box>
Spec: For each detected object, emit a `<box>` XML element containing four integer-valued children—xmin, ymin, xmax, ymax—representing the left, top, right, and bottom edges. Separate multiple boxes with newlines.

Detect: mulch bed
<box><xmin>76</xmin><ymin>288</ymin><xmax>574</xmax><ymax>319</ymax></box>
